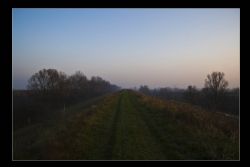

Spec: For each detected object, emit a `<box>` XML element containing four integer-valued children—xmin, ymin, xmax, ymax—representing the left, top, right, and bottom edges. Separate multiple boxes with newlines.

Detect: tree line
<box><xmin>139</xmin><ymin>72</ymin><xmax>239</xmax><ymax>115</ymax></box>
<box><xmin>13</xmin><ymin>69</ymin><xmax>120</xmax><ymax>130</ymax></box>
<box><xmin>27</xmin><ymin>69</ymin><xmax>120</xmax><ymax>103</ymax></box>
<box><xmin>14</xmin><ymin>70</ymin><xmax>239</xmax><ymax>130</ymax></box>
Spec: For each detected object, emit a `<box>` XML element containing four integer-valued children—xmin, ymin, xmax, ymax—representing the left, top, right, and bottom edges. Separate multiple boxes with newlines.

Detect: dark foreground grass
<box><xmin>130</xmin><ymin>91</ymin><xmax>239</xmax><ymax>159</ymax></box>
<box><xmin>13</xmin><ymin>90</ymin><xmax>239</xmax><ymax>160</ymax></box>
<box><xmin>14</xmin><ymin>93</ymin><xmax>120</xmax><ymax>159</ymax></box>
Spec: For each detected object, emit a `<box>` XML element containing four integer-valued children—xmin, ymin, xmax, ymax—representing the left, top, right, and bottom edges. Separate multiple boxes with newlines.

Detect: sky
<box><xmin>12</xmin><ymin>9</ymin><xmax>240</xmax><ymax>89</ymax></box>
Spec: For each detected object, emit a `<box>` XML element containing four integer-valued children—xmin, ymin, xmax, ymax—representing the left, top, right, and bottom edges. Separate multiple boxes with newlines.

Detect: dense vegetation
<box><xmin>14</xmin><ymin>90</ymin><xmax>239</xmax><ymax>160</ymax></box>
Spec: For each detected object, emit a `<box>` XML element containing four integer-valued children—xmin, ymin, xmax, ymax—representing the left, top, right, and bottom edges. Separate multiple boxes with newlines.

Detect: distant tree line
<box><xmin>139</xmin><ymin>72</ymin><xmax>239</xmax><ymax>115</ymax></box>
<box><xmin>27</xmin><ymin>69</ymin><xmax>120</xmax><ymax>103</ymax></box>
<box><xmin>13</xmin><ymin>69</ymin><xmax>120</xmax><ymax>130</ymax></box>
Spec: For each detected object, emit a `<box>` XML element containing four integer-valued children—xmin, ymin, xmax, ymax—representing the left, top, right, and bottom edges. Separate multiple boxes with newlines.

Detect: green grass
<box><xmin>13</xmin><ymin>90</ymin><xmax>239</xmax><ymax>160</ymax></box>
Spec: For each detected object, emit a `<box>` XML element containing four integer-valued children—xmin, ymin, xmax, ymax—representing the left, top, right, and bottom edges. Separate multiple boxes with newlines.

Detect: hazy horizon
<box><xmin>13</xmin><ymin>9</ymin><xmax>240</xmax><ymax>90</ymax></box>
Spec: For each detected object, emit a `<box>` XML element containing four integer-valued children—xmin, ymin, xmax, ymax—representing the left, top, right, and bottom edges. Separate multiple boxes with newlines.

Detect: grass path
<box><xmin>109</xmin><ymin>91</ymin><xmax>165</xmax><ymax>159</ymax></box>
<box><xmin>14</xmin><ymin>90</ymin><xmax>239</xmax><ymax>160</ymax></box>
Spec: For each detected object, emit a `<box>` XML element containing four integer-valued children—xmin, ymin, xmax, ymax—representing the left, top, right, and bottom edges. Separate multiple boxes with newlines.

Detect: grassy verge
<box><xmin>14</xmin><ymin>93</ymin><xmax>120</xmax><ymax>159</ymax></box>
<box><xmin>129</xmin><ymin>91</ymin><xmax>239</xmax><ymax>160</ymax></box>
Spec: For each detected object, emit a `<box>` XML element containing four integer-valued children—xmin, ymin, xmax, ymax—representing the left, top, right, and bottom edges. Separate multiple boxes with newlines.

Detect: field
<box><xmin>13</xmin><ymin>90</ymin><xmax>239</xmax><ymax>160</ymax></box>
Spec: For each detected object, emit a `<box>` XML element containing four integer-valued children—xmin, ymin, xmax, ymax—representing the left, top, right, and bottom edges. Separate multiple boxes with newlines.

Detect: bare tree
<box><xmin>68</xmin><ymin>71</ymin><xmax>88</xmax><ymax>91</ymax></box>
<box><xmin>139</xmin><ymin>85</ymin><xmax>150</xmax><ymax>95</ymax></box>
<box><xmin>27</xmin><ymin>69</ymin><xmax>67</xmax><ymax>95</ymax></box>
<box><xmin>185</xmin><ymin>85</ymin><xmax>198</xmax><ymax>104</ymax></box>
<box><xmin>204</xmin><ymin>72</ymin><xmax>228</xmax><ymax>109</ymax></box>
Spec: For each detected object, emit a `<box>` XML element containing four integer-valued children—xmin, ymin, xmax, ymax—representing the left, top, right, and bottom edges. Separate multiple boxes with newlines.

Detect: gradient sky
<box><xmin>13</xmin><ymin>9</ymin><xmax>240</xmax><ymax>89</ymax></box>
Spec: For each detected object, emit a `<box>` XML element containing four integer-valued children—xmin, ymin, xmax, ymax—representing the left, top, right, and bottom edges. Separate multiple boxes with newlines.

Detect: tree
<box><xmin>68</xmin><ymin>71</ymin><xmax>88</xmax><ymax>91</ymax></box>
<box><xmin>204</xmin><ymin>72</ymin><xmax>228</xmax><ymax>109</ymax></box>
<box><xmin>139</xmin><ymin>85</ymin><xmax>150</xmax><ymax>95</ymax></box>
<box><xmin>185</xmin><ymin>85</ymin><xmax>198</xmax><ymax>104</ymax></box>
<box><xmin>27</xmin><ymin>69</ymin><xmax>67</xmax><ymax>95</ymax></box>
<box><xmin>90</xmin><ymin>76</ymin><xmax>111</xmax><ymax>95</ymax></box>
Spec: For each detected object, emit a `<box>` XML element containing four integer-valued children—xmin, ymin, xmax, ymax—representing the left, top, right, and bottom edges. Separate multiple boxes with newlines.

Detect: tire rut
<box><xmin>128</xmin><ymin>94</ymin><xmax>170</xmax><ymax>159</ymax></box>
<box><xmin>105</xmin><ymin>93</ymin><xmax>123</xmax><ymax>159</ymax></box>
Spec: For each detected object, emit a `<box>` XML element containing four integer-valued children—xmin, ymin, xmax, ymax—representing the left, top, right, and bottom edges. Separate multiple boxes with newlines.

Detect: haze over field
<box><xmin>13</xmin><ymin>9</ymin><xmax>240</xmax><ymax>89</ymax></box>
